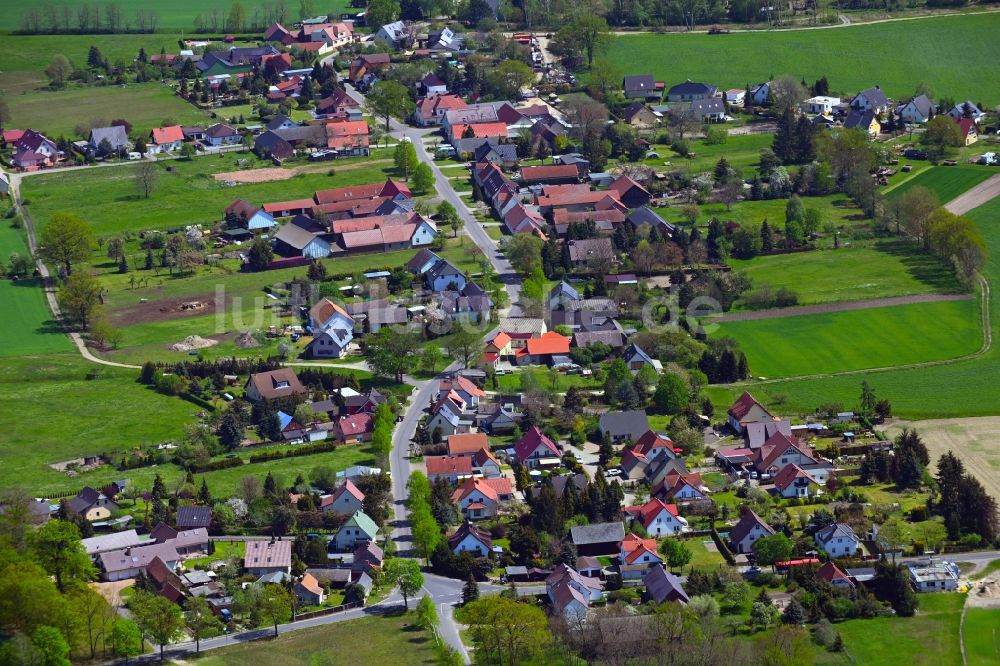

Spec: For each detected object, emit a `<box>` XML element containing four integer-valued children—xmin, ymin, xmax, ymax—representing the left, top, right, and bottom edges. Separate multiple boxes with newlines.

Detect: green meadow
<box><xmin>708</xmin><ymin>196</ymin><xmax>1000</xmax><ymax>420</ymax></box>
<box><xmin>607</xmin><ymin>13</ymin><xmax>1000</xmax><ymax>101</ymax></box>
<box><xmin>729</xmin><ymin>241</ymin><xmax>964</xmax><ymax>306</ymax></box>
<box><xmin>714</xmin><ymin>297</ymin><xmax>981</xmax><ymax>379</ymax></box>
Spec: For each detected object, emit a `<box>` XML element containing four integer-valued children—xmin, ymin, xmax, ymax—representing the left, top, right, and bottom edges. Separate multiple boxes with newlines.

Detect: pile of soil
<box><xmin>168</xmin><ymin>335</ymin><xmax>219</xmax><ymax>352</ymax></box>
<box><xmin>235</xmin><ymin>332</ymin><xmax>261</xmax><ymax>348</ymax></box>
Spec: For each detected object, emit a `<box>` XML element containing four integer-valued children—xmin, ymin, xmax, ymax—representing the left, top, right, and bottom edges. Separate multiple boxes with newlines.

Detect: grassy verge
<box><xmin>964</xmin><ymin>607</ymin><xmax>1000</xmax><ymax>665</ymax></box>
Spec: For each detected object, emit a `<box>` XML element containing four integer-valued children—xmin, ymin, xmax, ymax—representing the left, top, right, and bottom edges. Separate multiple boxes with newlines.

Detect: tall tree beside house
<box><xmin>130</xmin><ymin>591</ymin><xmax>185</xmax><ymax>661</ymax></box>
<box><xmin>393</xmin><ymin>140</ymin><xmax>418</xmax><ymax>180</ymax></box>
<box><xmin>184</xmin><ymin>597</ymin><xmax>221</xmax><ymax>654</ymax></box>
<box><xmin>38</xmin><ymin>212</ymin><xmax>94</xmax><ymax>276</ymax></box>
<box><xmin>412</xmin><ymin>162</ymin><xmax>434</xmax><ymax>194</ymax></box>
<box><xmin>198</xmin><ymin>478</ymin><xmax>212</xmax><ymax>504</ymax></box>
<box><xmin>258</xmin><ymin>585</ymin><xmax>293</xmax><ymax>636</ymax></box>
<box><xmin>366</xmin><ymin>0</ymin><xmax>401</xmax><ymax>30</ymax></box>
<box><xmin>462</xmin><ymin>574</ymin><xmax>480</xmax><ymax>605</ymax></box>
<box><xmin>463</xmin><ymin>596</ymin><xmax>551</xmax><ymax>666</ymax></box>
<box><xmin>385</xmin><ymin>559</ymin><xmax>424</xmax><ymax>610</ymax></box>
<box><xmin>28</xmin><ymin>520</ymin><xmax>94</xmax><ymax>593</ymax></box>
<box><xmin>437</xmin><ymin>201</ymin><xmax>462</xmax><ymax>238</ymax></box>
<box><xmin>246</xmin><ymin>236</ymin><xmax>274</xmax><ymax>272</ymax></box>
<box><xmin>150</xmin><ymin>473</ymin><xmax>168</xmax><ymax>525</ymax></box>
<box><xmin>110</xmin><ymin>619</ymin><xmax>143</xmax><ymax>664</ymax></box>
<box><xmin>367</xmin><ymin>81</ymin><xmax>414</xmax><ymax>132</ymax></box>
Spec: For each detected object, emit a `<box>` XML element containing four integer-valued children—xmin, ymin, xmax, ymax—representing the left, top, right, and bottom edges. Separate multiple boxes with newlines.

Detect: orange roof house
<box><xmin>150</xmin><ymin>125</ymin><xmax>184</xmax><ymax>145</ymax></box>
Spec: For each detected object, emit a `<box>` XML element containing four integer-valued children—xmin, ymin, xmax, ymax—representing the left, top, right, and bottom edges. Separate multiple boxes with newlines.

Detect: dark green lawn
<box><xmin>964</xmin><ymin>607</ymin><xmax>1000</xmax><ymax>666</ymax></box>
<box><xmin>606</xmin><ymin>13</ymin><xmax>1000</xmax><ymax>101</ymax></box>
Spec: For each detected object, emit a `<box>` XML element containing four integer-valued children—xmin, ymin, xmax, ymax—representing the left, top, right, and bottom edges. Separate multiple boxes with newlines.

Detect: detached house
<box><xmin>448</xmin><ymin>521</ymin><xmax>493</xmax><ymax>556</ymax></box>
<box><xmin>667</xmin><ymin>80</ymin><xmax>717</xmax><ymax>103</ymax></box>
<box><xmin>645</xmin><ymin>564</ymin><xmax>689</xmax><ymax>604</ymax></box>
<box><xmin>88</xmin><ymin>125</ymin><xmax>129</xmax><ymax>156</ymax></box>
<box><xmin>244</xmin><ymin>539</ymin><xmax>292</xmax><ymax>576</ymax></box>
<box><xmin>850</xmin><ymin>86</ymin><xmax>890</xmax><ymax>115</ymax></box>
<box><xmin>844</xmin><ymin>109</ymin><xmax>881</xmax><ymax>138</ymax></box>
<box><xmin>514</xmin><ymin>331</ymin><xmax>571</xmax><ymax>366</ymax></box>
<box><xmin>652</xmin><ymin>471</ymin><xmax>707</xmax><ymax>504</ymax></box>
<box><xmin>623</xmin><ymin>498</ymin><xmax>688</xmax><ymax>536</ymax></box>
<box><xmin>514</xmin><ymin>426</ymin><xmax>561</xmax><ymax>470</ymax></box>
<box><xmin>620</xmin><ymin>532</ymin><xmax>662</xmax><ymax>576</ymax></box>
<box><xmin>599</xmin><ymin>410</ymin><xmax>651</xmax><ymax>444</ymax></box>
<box><xmin>954</xmin><ymin>117</ymin><xmax>979</xmax><ymax>146</ymax></box>
<box><xmin>148</xmin><ymin>125</ymin><xmax>184</xmax><ymax>154</ymax></box>
<box><xmin>309</xmin><ymin>298</ymin><xmax>355</xmax><ymax>359</ymax></box>
<box><xmin>451</xmin><ymin>477</ymin><xmax>514</xmax><ymax>520</ymax></box>
<box><xmin>620</xmin><ymin>430</ymin><xmax>675</xmax><ymax>480</ymax></box>
<box><xmin>772</xmin><ymin>464</ymin><xmax>820</xmax><ymax>499</ymax></box>
<box><xmin>205</xmin><ymin>123</ymin><xmax>241</xmax><ymax>146</ymax></box>
<box><xmin>547</xmin><ymin>564</ymin><xmax>603</xmax><ymax>621</ymax></box>
<box><xmin>727</xmin><ymin>391</ymin><xmax>775</xmax><ymax>434</ymax></box>
<box><xmin>333</xmin><ymin>510</ymin><xmax>379</xmax><ymax>551</ymax></box>
<box><xmin>321</xmin><ymin>480</ymin><xmax>365</xmax><ymax>514</ymax></box>
<box><xmin>245</xmin><ymin>368</ymin><xmax>308</xmax><ymax>402</ymax></box>
<box><xmin>426</xmin><ymin>455</ymin><xmax>474</xmax><ymax>484</ymax></box>
<box><xmin>67</xmin><ymin>487</ymin><xmax>119</xmax><ymax>522</ymax></box>
<box><xmin>12</xmin><ymin>129</ymin><xmax>58</xmax><ymax>169</ymax></box>
<box><xmin>623</xmin><ymin>75</ymin><xmax>662</xmax><ymax>102</ymax></box>
<box><xmin>815</xmin><ymin>523</ymin><xmax>861</xmax><ymax>558</ymax></box>
<box><xmin>897</xmin><ymin>95</ymin><xmax>934</xmax><ymax>124</ymax></box>
<box><xmin>728</xmin><ymin>509</ymin><xmax>774</xmax><ymax>555</ymax></box>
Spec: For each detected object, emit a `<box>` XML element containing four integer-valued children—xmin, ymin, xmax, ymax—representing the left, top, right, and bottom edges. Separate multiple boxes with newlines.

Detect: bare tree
<box><xmin>135</xmin><ymin>160</ymin><xmax>158</xmax><ymax>198</ymax></box>
<box><xmin>769</xmin><ymin>75</ymin><xmax>808</xmax><ymax>115</ymax></box>
<box><xmin>562</xmin><ymin>95</ymin><xmax>609</xmax><ymax>142</ymax></box>
<box><xmin>666</xmin><ymin>107</ymin><xmax>699</xmax><ymax>140</ymax></box>
<box><xmin>719</xmin><ymin>180</ymin><xmax>743</xmax><ymax>211</ymax></box>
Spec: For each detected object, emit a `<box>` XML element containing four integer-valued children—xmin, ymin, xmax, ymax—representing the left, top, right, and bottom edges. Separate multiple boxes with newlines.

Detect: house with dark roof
<box><xmin>88</xmin><ymin>125</ymin><xmax>129</xmax><ymax>155</ymax></box>
<box><xmin>690</xmin><ymin>97</ymin><xmax>727</xmax><ymax>122</ymax></box>
<box><xmin>728</xmin><ymin>509</ymin><xmax>774</xmax><ymax>554</ymax></box>
<box><xmin>621</xmin><ymin>343</ymin><xmax>662</xmax><ymax>375</ymax></box>
<box><xmin>546</xmin><ymin>563</ymin><xmax>603</xmax><ymax>620</ymax></box>
<box><xmin>948</xmin><ymin>100</ymin><xmax>986</xmax><ymax>123</ymax></box>
<box><xmin>204</xmin><ymin>123</ymin><xmax>241</xmax><ymax>146</ymax></box>
<box><xmin>743</xmin><ymin>420</ymin><xmax>792</xmax><ymax>449</ymax></box>
<box><xmin>850</xmin><ymin>85</ymin><xmax>890</xmax><ymax>114</ymax></box>
<box><xmin>844</xmin><ymin>109</ymin><xmax>881</xmax><ymax>138</ymax></box>
<box><xmin>599</xmin><ymin>410</ymin><xmax>651</xmax><ymax>444</ymax></box>
<box><xmin>667</xmin><ymin>80</ymin><xmax>718</xmax><ymax>102</ymax></box>
<box><xmin>566</xmin><ymin>237</ymin><xmax>615</xmax><ymax>269</ymax></box>
<box><xmin>67</xmin><ymin>487</ymin><xmax>119</xmax><ymax>522</ymax></box>
<box><xmin>448</xmin><ymin>521</ymin><xmax>493</xmax><ymax>556</ymax></box>
<box><xmin>627</xmin><ymin>206</ymin><xmax>675</xmax><ymax>237</ymax></box>
<box><xmin>473</xmin><ymin>142</ymin><xmax>518</xmax><ymax>168</ymax></box>
<box><xmin>176</xmin><ymin>506</ymin><xmax>212</xmax><ymax>530</ymax></box>
<box><xmin>815</xmin><ymin>523</ymin><xmax>860</xmax><ymax>558</ymax></box>
<box><xmin>644</xmin><ymin>564</ymin><xmax>689</xmax><ymax>604</ymax></box>
<box><xmin>570</xmin><ymin>522</ymin><xmax>626</xmax><ymax>556</ymax></box>
<box><xmin>623</xmin><ymin>75</ymin><xmax>662</xmax><ymax>102</ymax></box>
<box><xmin>100</xmin><ymin>542</ymin><xmax>181</xmax><ymax>581</ymax></box>
<box><xmin>897</xmin><ymin>94</ymin><xmax>934</xmax><ymax>124</ymax></box>
<box><xmin>623</xmin><ymin>101</ymin><xmax>659</xmax><ymax>128</ymax></box>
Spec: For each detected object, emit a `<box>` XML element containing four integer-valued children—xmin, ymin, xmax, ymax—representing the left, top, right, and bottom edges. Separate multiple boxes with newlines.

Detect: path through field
<box><xmin>714</xmin><ymin>292</ymin><xmax>973</xmax><ymax>322</ymax></box>
<box><xmin>888</xmin><ymin>417</ymin><xmax>1000</xmax><ymax>499</ymax></box>
<box><xmin>946</xmin><ymin>173</ymin><xmax>1000</xmax><ymax>216</ymax></box>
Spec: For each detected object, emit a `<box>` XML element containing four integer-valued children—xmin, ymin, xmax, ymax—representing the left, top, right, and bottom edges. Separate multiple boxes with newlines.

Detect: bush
<box><xmin>705</xmin><ymin>127</ymin><xmax>728</xmax><ymax>145</ymax></box>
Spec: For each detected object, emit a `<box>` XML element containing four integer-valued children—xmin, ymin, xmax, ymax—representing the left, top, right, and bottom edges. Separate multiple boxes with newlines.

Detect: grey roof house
<box><xmin>598</xmin><ymin>410</ymin><xmax>651</xmax><ymax>443</ymax></box>
<box><xmin>88</xmin><ymin>126</ymin><xmax>129</xmax><ymax>154</ymax></box>
<box><xmin>570</xmin><ymin>521</ymin><xmax>626</xmax><ymax>556</ymax></box>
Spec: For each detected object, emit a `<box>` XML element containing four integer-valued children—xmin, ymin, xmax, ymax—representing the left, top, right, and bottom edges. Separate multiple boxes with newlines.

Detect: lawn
<box><xmin>706</xmin><ymin>195</ymin><xmax>1000</xmax><ymax>420</ymax></box>
<box><xmin>184</xmin><ymin>540</ymin><xmax>245</xmax><ymax>568</ymax></box>
<box><xmin>964</xmin><ymin>607</ymin><xmax>1000</xmax><ymax>665</ymax></box>
<box><xmin>887</xmin><ymin>165</ymin><xmax>996</xmax><ymax>205</ymax></box>
<box><xmin>0</xmin><ymin>353</ymin><xmax>200</xmax><ymax>494</ymax></box>
<box><xmin>713</xmin><ymin>297</ymin><xmax>981</xmax><ymax>379</ymax></box>
<box><xmin>495</xmin><ymin>367</ymin><xmax>602</xmax><ymax>392</ymax></box>
<box><xmin>681</xmin><ymin>536</ymin><xmax>727</xmax><ymax>570</ymax></box>
<box><xmin>22</xmin><ymin>150</ymin><xmax>397</xmax><ymax>239</ymax></box>
<box><xmin>815</xmin><ymin>593</ymin><xmax>965</xmax><ymax>666</ymax></box>
<box><xmin>606</xmin><ymin>13</ymin><xmax>1000</xmax><ymax>101</ymax></box>
<box><xmin>7</xmin><ymin>83</ymin><xmax>212</xmax><ymax>138</ymax></box>
<box><xmin>0</xmin><ymin>215</ymin><xmax>73</xmax><ymax>356</ymax></box>
<box><xmin>193</xmin><ymin>611</ymin><xmax>441</xmax><ymax>665</ymax></box>
<box><xmin>729</xmin><ymin>241</ymin><xmax>963</xmax><ymax>306</ymax></box>
<box><xmin>644</xmin><ymin>133</ymin><xmax>774</xmax><ymax>177</ymax></box>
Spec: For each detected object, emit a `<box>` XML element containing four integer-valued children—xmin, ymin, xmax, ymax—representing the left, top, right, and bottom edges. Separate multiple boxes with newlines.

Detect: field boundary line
<box><xmin>960</xmin><ymin>603</ymin><xmax>968</xmax><ymax>666</ymax></box>
<box><xmin>713</xmin><ymin>292</ymin><xmax>972</xmax><ymax>322</ymax></box>
<box><xmin>719</xmin><ymin>272</ymin><xmax>991</xmax><ymax>387</ymax></box>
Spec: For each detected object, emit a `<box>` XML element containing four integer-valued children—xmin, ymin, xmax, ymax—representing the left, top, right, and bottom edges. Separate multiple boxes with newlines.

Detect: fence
<box><xmin>294</xmin><ymin>601</ymin><xmax>363</xmax><ymax>621</ymax></box>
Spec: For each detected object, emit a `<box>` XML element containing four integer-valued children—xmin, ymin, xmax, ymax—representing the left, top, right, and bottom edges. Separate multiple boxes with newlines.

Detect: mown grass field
<box><xmin>7</xmin><ymin>83</ymin><xmax>212</xmax><ymax>137</ymax></box>
<box><xmin>655</xmin><ymin>193</ymin><xmax>856</xmax><ymax>231</ymax></box>
<box><xmin>22</xmin><ymin>150</ymin><xmax>397</xmax><ymax>239</ymax></box>
<box><xmin>888</xmin><ymin>165</ymin><xmax>996</xmax><ymax>204</ymax></box>
<box><xmin>815</xmin><ymin>593</ymin><xmax>965</xmax><ymax>666</ymax></box>
<box><xmin>730</xmin><ymin>241</ymin><xmax>963</xmax><ymax>306</ymax></box>
<box><xmin>0</xmin><ymin>33</ymin><xmax>189</xmax><ymax>92</ymax></box>
<box><xmin>964</xmin><ymin>607</ymin><xmax>1000</xmax><ymax>665</ymax></box>
<box><xmin>194</xmin><ymin>611</ymin><xmax>440</xmax><ymax>666</ymax></box>
<box><xmin>0</xmin><ymin>0</ymin><xmax>356</xmax><ymax>32</ymax></box>
<box><xmin>714</xmin><ymin>298</ymin><xmax>981</xmax><ymax>379</ymax></box>
<box><xmin>0</xmin><ymin>210</ymin><xmax>73</xmax><ymax>356</ymax></box>
<box><xmin>0</xmin><ymin>351</ymin><xmax>383</xmax><ymax>495</ymax></box>
<box><xmin>644</xmin><ymin>133</ymin><xmax>774</xmax><ymax>176</ymax></box>
<box><xmin>708</xmin><ymin>196</ymin><xmax>1000</xmax><ymax>419</ymax></box>
<box><xmin>607</xmin><ymin>13</ymin><xmax>1000</xmax><ymax>101</ymax></box>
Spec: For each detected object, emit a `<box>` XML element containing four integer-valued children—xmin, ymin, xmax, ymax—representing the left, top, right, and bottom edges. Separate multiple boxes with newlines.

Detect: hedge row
<box><xmin>711</xmin><ymin>527</ymin><xmax>736</xmax><ymax>565</ymax></box>
<box><xmin>248</xmin><ymin>440</ymin><xmax>339</xmax><ymax>464</ymax></box>
<box><xmin>189</xmin><ymin>457</ymin><xmax>245</xmax><ymax>473</ymax></box>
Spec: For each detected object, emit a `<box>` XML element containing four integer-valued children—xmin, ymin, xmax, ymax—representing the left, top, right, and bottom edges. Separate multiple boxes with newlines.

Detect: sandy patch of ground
<box><xmin>889</xmin><ymin>417</ymin><xmax>1000</xmax><ymax>499</ymax></box>
<box><xmin>214</xmin><ymin>167</ymin><xmax>294</xmax><ymax>183</ymax></box>
<box><xmin>169</xmin><ymin>335</ymin><xmax>219</xmax><ymax>352</ymax></box>
<box><xmin>91</xmin><ymin>580</ymin><xmax>133</xmax><ymax>608</ymax></box>
<box><xmin>967</xmin><ymin>574</ymin><xmax>1000</xmax><ymax>608</ymax></box>
<box><xmin>108</xmin><ymin>293</ymin><xmax>230</xmax><ymax>326</ymax></box>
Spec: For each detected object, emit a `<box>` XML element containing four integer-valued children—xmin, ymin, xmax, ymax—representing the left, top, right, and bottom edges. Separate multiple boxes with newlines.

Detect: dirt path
<box><xmin>946</xmin><ymin>173</ymin><xmax>1000</xmax><ymax>215</ymax></box>
<box><xmin>213</xmin><ymin>158</ymin><xmax>392</xmax><ymax>184</ymax></box>
<box><xmin>714</xmin><ymin>292</ymin><xmax>972</xmax><ymax>322</ymax></box>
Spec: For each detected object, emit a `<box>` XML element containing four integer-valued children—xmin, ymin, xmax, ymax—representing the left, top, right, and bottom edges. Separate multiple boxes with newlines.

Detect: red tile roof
<box><xmin>514</xmin><ymin>426</ymin><xmax>560</xmax><ymax>461</ymax></box>
<box><xmin>520</xmin><ymin>164</ymin><xmax>580</xmax><ymax>183</ymax></box>
<box><xmin>151</xmin><ymin>125</ymin><xmax>184</xmax><ymax>144</ymax></box>
<box><xmin>522</xmin><ymin>331</ymin><xmax>570</xmax><ymax>356</ymax></box>
<box><xmin>337</xmin><ymin>413</ymin><xmax>373</xmax><ymax>437</ymax></box>
<box><xmin>426</xmin><ymin>455</ymin><xmax>474</xmax><ymax>477</ymax></box>
<box><xmin>728</xmin><ymin>391</ymin><xmax>772</xmax><ymax>421</ymax></box>
<box><xmin>447</xmin><ymin>432</ymin><xmax>489</xmax><ymax>456</ymax></box>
